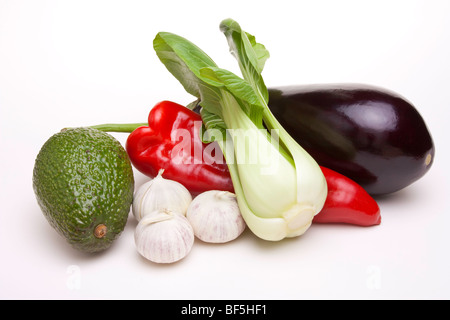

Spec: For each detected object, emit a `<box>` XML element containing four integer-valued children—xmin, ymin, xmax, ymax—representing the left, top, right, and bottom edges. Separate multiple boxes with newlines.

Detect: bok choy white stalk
<box><xmin>153</xmin><ymin>19</ymin><xmax>327</xmax><ymax>241</ymax></box>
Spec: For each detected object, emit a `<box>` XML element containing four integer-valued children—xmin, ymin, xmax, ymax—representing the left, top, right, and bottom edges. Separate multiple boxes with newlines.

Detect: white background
<box><xmin>1</xmin><ymin>0</ymin><xmax>449</xmax><ymax>300</ymax></box>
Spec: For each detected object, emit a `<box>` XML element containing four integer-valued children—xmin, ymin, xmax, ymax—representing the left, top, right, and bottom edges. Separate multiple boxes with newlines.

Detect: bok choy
<box><xmin>153</xmin><ymin>19</ymin><xmax>327</xmax><ymax>241</ymax></box>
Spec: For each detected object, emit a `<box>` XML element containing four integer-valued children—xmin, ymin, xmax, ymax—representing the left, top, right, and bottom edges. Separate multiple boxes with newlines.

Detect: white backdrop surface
<box><xmin>1</xmin><ymin>0</ymin><xmax>449</xmax><ymax>300</ymax></box>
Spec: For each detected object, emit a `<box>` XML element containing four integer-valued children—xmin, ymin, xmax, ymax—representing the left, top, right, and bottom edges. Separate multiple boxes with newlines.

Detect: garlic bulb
<box><xmin>186</xmin><ymin>190</ymin><xmax>246</xmax><ymax>243</ymax></box>
<box><xmin>134</xmin><ymin>209</ymin><xmax>194</xmax><ymax>264</ymax></box>
<box><xmin>132</xmin><ymin>169</ymin><xmax>192</xmax><ymax>221</ymax></box>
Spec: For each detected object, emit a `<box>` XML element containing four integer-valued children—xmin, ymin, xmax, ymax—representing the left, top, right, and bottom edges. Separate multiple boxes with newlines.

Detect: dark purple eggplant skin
<box><xmin>268</xmin><ymin>84</ymin><xmax>435</xmax><ymax>196</ymax></box>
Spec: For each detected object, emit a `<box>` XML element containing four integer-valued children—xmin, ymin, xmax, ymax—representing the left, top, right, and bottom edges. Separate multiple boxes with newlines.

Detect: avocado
<box><xmin>33</xmin><ymin>127</ymin><xmax>134</xmax><ymax>253</ymax></box>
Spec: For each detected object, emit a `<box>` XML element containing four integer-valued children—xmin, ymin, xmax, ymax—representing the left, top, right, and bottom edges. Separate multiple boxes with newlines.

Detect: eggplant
<box><xmin>268</xmin><ymin>84</ymin><xmax>435</xmax><ymax>196</ymax></box>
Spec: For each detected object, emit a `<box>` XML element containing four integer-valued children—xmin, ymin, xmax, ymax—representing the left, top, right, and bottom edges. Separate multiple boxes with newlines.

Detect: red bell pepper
<box><xmin>91</xmin><ymin>100</ymin><xmax>380</xmax><ymax>226</ymax></box>
<box><xmin>125</xmin><ymin>100</ymin><xmax>234</xmax><ymax>195</ymax></box>
<box><xmin>313</xmin><ymin>166</ymin><xmax>381</xmax><ymax>226</ymax></box>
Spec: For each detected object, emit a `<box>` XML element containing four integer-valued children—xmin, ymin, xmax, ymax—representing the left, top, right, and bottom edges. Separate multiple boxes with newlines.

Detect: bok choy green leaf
<box><xmin>153</xmin><ymin>19</ymin><xmax>327</xmax><ymax>241</ymax></box>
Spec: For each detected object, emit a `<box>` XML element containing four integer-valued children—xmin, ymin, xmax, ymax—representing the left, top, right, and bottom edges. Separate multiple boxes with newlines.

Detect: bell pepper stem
<box><xmin>88</xmin><ymin>123</ymin><xmax>148</xmax><ymax>133</ymax></box>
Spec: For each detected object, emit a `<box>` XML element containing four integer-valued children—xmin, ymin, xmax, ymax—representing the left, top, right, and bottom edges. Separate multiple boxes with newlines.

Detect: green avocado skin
<box><xmin>33</xmin><ymin>127</ymin><xmax>134</xmax><ymax>253</ymax></box>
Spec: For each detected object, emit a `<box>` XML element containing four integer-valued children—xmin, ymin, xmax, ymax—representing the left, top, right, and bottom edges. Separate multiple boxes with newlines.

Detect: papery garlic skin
<box><xmin>134</xmin><ymin>209</ymin><xmax>194</xmax><ymax>264</ymax></box>
<box><xmin>187</xmin><ymin>191</ymin><xmax>246</xmax><ymax>243</ymax></box>
<box><xmin>132</xmin><ymin>170</ymin><xmax>192</xmax><ymax>221</ymax></box>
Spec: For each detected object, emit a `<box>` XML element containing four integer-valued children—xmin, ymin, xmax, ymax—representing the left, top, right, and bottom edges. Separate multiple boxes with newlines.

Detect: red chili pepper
<box><xmin>314</xmin><ymin>166</ymin><xmax>381</xmax><ymax>226</ymax></box>
<box><xmin>125</xmin><ymin>101</ymin><xmax>234</xmax><ymax>195</ymax></box>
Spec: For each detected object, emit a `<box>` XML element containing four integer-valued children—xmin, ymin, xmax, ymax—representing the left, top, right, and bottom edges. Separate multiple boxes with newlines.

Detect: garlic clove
<box><xmin>132</xmin><ymin>169</ymin><xmax>192</xmax><ymax>221</ymax></box>
<box><xmin>134</xmin><ymin>209</ymin><xmax>195</xmax><ymax>264</ymax></box>
<box><xmin>187</xmin><ymin>190</ymin><xmax>246</xmax><ymax>243</ymax></box>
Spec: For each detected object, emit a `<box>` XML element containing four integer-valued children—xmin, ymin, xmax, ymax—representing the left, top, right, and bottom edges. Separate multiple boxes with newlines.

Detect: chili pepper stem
<box><xmin>88</xmin><ymin>123</ymin><xmax>148</xmax><ymax>133</ymax></box>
